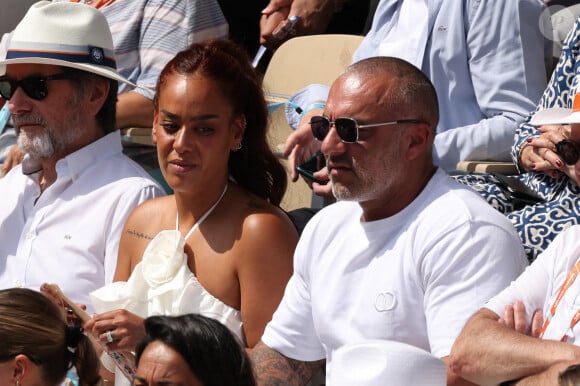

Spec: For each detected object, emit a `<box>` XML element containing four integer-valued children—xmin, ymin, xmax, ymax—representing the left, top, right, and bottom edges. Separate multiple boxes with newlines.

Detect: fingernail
<box><xmin>556</xmin><ymin>159</ymin><xmax>563</xmax><ymax>167</ymax></box>
<box><xmin>527</xmin><ymin>138</ymin><xmax>533</xmax><ymax>143</ymax></box>
<box><xmin>530</xmin><ymin>163</ymin><xmax>536</xmax><ymax>169</ymax></box>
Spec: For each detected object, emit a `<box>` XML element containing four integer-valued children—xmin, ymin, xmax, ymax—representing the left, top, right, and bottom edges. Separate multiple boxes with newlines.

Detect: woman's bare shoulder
<box><xmin>238</xmin><ymin>192</ymin><xmax>297</xmax><ymax>235</ymax></box>
<box><xmin>231</xmin><ymin>194</ymin><xmax>298</xmax><ymax>258</ymax></box>
<box><xmin>124</xmin><ymin>195</ymin><xmax>175</xmax><ymax>232</ymax></box>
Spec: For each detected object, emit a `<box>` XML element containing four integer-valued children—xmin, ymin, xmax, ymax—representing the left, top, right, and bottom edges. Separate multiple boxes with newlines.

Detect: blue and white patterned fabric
<box><xmin>454</xmin><ymin>17</ymin><xmax>580</xmax><ymax>263</ymax></box>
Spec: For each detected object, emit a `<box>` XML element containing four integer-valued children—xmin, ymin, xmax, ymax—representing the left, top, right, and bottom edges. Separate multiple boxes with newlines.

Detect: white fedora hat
<box><xmin>327</xmin><ymin>340</ymin><xmax>447</xmax><ymax>386</ymax></box>
<box><xmin>530</xmin><ymin>93</ymin><xmax>580</xmax><ymax>126</ymax></box>
<box><xmin>0</xmin><ymin>1</ymin><xmax>133</xmax><ymax>86</ymax></box>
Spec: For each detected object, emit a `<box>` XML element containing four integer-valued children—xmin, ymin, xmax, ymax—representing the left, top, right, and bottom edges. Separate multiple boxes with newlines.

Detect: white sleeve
<box><xmin>484</xmin><ymin>256</ymin><xmax>552</xmax><ymax>323</ymax></box>
<box><xmin>422</xmin><ymin>220</ymin><xmax>527</xmax><ymax>357</ymax></box>
<box><xmin>485</xmin><ymin>227</ymin><xmax>580</xmax><ymax>324</ymax></box>
<box><xmin>104</xmin><ymin>183</ymin><xmax>164</xmax><ymax>284</ymax></box>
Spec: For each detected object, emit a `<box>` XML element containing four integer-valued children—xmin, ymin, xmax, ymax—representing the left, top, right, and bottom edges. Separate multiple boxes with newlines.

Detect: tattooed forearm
<box><xmin>125</xmin><ymin>229</ymin><xmax>153</xmax><ymax>240</ymax></box>
<box><xmin>250</xmin><ymin>341</ymin><xmax>325</xmax><ymax>386</ymax></box>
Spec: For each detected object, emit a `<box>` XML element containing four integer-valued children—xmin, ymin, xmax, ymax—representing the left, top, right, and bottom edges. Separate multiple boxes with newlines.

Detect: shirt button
<box><xmin>14</xmin><ymin>280</ymin><xmax>23</xmax><ymax>287</ymax></box>
<box><xmin>25</xmin><ymin>232</ymin><xmax>34</xmax><ymax>240</ymax></box>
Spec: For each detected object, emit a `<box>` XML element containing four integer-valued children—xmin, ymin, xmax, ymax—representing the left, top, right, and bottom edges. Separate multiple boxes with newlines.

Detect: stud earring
<box><xmin>236</xmin><ymin>142</ymin><xmax>243</xmax><ymax>151</ymax></box>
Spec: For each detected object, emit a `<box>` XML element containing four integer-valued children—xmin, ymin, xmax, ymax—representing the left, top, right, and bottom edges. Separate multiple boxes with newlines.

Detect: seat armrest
<box><xmin>455</xmin><ymin>161</ymin><xmax>518</xmax><ymax>175</ymax></box>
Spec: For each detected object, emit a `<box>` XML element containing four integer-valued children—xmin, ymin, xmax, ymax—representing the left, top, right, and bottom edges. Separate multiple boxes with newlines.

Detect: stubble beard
<box><xmin>331</xmin><ymin>141</ymin><xmax>402</xmax><ymax>203</ymax></box>
<box><xmin>331</xmin><ymin>156</ymin><xmax>388</xmax><ymax>202</ymax></box>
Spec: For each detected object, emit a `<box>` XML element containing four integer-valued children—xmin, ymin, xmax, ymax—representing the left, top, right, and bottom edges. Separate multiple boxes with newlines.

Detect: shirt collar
<box><xmin>55</xmin><ymin>130</ymin><xmax>123</xmax><ymax>180</ymax></box>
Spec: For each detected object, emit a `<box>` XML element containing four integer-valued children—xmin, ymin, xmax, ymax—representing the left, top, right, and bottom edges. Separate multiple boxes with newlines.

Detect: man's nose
<box><xmin>321</xmin><ymin>124</ymin><xmax>347</xmax><ymax>155</ymax></box>
<box><xmin>7</xmin><ymin>87</ymin><xmax>33</xmax><ymax>115</ymax></box>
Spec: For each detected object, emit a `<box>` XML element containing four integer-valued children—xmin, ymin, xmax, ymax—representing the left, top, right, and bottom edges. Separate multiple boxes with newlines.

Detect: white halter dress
<box><xmin>90</xmin><ymin>185</ymin><xmax>244</xmax><ymax>384</ymax></box>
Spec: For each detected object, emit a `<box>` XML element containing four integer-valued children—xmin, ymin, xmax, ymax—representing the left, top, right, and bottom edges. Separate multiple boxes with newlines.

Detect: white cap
<box><xmin>327</xmin><ymin>340</ymin><xmax>447</xmax><ymax>386</ymax></box>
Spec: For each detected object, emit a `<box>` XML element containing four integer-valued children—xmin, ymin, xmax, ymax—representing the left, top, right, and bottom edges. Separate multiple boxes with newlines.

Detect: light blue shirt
<box><xmin>287</xmin><ymin>0</ymin><xmax>550</xmax><ymax>171</ymax></box>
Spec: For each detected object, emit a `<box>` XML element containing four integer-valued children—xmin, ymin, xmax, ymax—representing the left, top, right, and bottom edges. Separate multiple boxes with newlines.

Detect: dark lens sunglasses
<box><xmin>556</xmin><ymin>139</ymin><xmax>580</xmax><ymax>165</ymax></box>
<box><xmin>0</xmin><ymin>72</ymin><xmax>76</xmax><ymax>101</ymax></box>
<box><xmin>309</xmin><ymin>115</ymin><xmax>426</xmax><ymax>143</ymax></box>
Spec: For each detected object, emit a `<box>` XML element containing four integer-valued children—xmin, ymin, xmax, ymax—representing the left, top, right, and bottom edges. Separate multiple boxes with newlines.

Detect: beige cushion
<box><xmin>263</xmin><ymin>34</ymin><xmax>364</xmax><ymax>103</ymax></box>
<box><xmin>263</xmin><ymin>34</ymin><xmax>363</xmax><ymax>211</ymax></box>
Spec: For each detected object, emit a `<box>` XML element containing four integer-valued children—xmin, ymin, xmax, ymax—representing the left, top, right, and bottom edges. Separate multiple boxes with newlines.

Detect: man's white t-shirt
<box><xmin>262</xmin><ymin>168</ymin><xmax>527</xmax><ymax>378</ymax></box>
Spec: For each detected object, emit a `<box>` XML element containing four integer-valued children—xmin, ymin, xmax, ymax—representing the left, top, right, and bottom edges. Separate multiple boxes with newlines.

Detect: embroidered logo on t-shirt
<box><xmin>375</xmin><ymin>291</ymin><xmax>397</xmax><ymax>312</ymax></box>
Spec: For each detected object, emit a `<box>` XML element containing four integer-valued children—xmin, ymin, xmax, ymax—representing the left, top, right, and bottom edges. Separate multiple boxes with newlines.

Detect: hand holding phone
<box><xmin>296</xmin><ymin>151</ymin><xmax>328</xmax><ymax>185</ymax></box>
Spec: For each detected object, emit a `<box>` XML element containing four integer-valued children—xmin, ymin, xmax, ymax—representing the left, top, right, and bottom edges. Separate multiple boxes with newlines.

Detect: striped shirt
<box><xmin>56</xmin><ymin>0</ymin><xmax>229</xmax><ymax>99</ymax></box>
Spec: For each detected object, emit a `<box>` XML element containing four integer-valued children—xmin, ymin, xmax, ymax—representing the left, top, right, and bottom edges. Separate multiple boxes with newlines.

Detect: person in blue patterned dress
<box><xmin>455</xmin><ymin>17</ymin><xmax>580</xmax><ymax>262</ymax></box>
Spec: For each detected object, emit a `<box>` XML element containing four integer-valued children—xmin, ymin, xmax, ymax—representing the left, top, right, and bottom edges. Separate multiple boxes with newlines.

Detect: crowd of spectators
<box><xmin>4</xmin><ymin>1</ymin><xmax>580</xmax><ymax>386</ymax></box>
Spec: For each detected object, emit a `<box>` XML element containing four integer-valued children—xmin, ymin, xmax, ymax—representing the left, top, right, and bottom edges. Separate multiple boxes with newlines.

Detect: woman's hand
<box><xmin>84</xmin><ymin>309</ymin><xmax>145</xmax><ymax>352</ymax></box>
<box><xmin>520</xmin><ymin>124</ymin><xmax>571</xmax><ymax>179</ymax></box>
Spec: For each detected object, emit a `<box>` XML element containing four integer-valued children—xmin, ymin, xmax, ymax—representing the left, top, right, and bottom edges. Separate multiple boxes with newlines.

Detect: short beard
<box><xmin>15</xmin><ymin>111</ymin><xmax>83</xmax><ymax>160</ymax></box>
<box><xmin>331</xmin><ymin>156</ymin><xmax>381</xmax><ymax>202</ymax></box>
<box><xmin>17</xmin><ymin>125</ymin><xmax>56</xmax><ymax>159</ymax></box>
<box><xmin>331</xmin><ymin>130</ymin><xmax>403</xmax><ymax>202</ymax></box>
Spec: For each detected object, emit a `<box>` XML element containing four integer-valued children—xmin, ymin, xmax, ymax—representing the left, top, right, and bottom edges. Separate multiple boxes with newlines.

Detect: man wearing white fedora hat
<box><xmin>0</xmin><ymin>1</ymin><xmax>164</xmax><ymax>311</ymax></box>
<box><xmin>0</xmin><ymin>0</ymin><xmax>228</xmax><ymax>178</ymax></box>
<box><xmin>250</xmin><ymin>56</ymin><xmax>527</xmax><ymax>386</ymax></box>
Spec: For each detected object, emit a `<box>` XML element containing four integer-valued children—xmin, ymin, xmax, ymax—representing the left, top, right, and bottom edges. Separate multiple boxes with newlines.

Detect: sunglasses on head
<box><xmin>556</xmin><ymin>139</ymin><xmax>580</xmax><ymax>165</ymax></box>
<box><xmin>309</xmin><ymin>115</ymin><xmax>426</xmax><ymax>143</ymax></box>
<box><xmin>0</xmin><ymin>72</ymin><xmax>76</xmax><ymax>101</ymax></box>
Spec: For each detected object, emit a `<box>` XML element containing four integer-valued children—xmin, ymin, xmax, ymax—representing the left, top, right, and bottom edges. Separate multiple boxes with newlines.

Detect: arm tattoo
<box><xmin>251</xmin><ymin>341</ymin><xmax>325</xmax><ymax>386</ymax></box>
<box><xmin>125</xmin><ymin>229</ymin><xmax>153</xmax><ymax>240</ymax></box>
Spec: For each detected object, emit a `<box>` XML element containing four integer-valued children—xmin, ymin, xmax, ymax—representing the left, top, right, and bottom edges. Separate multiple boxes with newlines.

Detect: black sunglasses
<box><xmin>309</xmin><ymin>115</ymin><xmax>426</xmax><ymax>143</ymax></box>
<box><xmin>556</xmin><ymin>139</ymin><xmax>580</xmax><ymax>165</ymax></box>
<box><xmin>0</xmin><ymin>72</ymin><xmax>76</xmax><ymax>101</ymax></box>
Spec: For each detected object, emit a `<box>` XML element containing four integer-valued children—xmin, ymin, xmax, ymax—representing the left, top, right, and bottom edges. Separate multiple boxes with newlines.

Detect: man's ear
<box><xmin>404</xmin><ymin>122</ymin><xmax>431</xmax><ymax>161</ymax></box>
<box><xmin>85</xmin><ymin>78</ymin><xmax>110</xmax><ymax>117</ymax></box>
